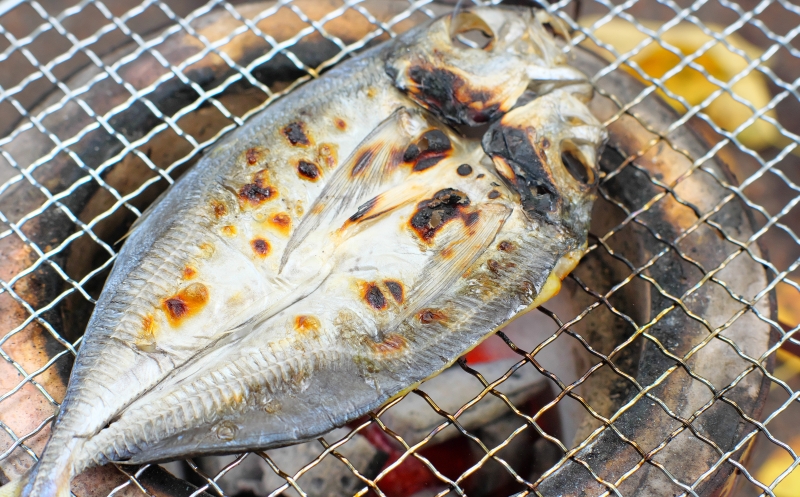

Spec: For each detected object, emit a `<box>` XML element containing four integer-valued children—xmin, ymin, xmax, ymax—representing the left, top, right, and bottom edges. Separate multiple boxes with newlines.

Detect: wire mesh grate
<box><xmin>0</xmin><ymin>0</ymin><xmax>798</xmax><ymax>496</ymax></box>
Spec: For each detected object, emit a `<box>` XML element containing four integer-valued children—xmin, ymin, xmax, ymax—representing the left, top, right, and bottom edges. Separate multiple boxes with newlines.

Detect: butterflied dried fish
<box><xmin>5</xmin><ymin>7</ymin><xmax>606</xmax><ymax>497</ymax></box>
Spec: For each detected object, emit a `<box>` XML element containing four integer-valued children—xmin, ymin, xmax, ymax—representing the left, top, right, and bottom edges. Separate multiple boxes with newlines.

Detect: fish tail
<box><xmin>0</xmin><ymin>475</ymin><xmax>26</xmax><ymax>497</ymax></box>
<box><xmin>16</xmin><ymin>432</ymin><xmax>79</xmax><ymax>497</ymax></box>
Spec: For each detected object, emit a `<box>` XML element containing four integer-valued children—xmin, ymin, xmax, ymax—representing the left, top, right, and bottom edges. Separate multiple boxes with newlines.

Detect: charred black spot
<box><xmin>282</xmin><ymin>122</ymin><xmax>310</xmax><ymax>146</ymax></box>
<box><xmin>405</xmin><ymin>66</ymin><xmax>501</xmax><ymax>126</ymax></box>
<box><xmin>482</xmin><ymin>124</ymin><xmax>560</xmax><ymax>219</ymax></box>
<box><xmin>414</xmin><ymin>156</ymin><xmax>445</xmax><ymax>171</ymax></box>
<box><xmin>410</xmin><ymin>189</ymin><xmax>471</xmax><ymax>241</ymax></box>
<box><xmin>239</xmin><ymin>182</ymin><xmax>275</xmax><ymax>206</ymax></box>
<box><xmin>542</xmin><ymin>138</ymin><xmax>550</xmax><ymax>149</ymax></box>
<box><xmin>349</xmin><ymin>197</ymin><xmax>379</xmax><ymax>222</ymax></box>
<box><xmin>457</xmin><ymin>164</ymin><xmax>473</xmax><ymax>176</ymax></box>
<box><xmin>420</xmin><ymin>130</ymin><xmax>451</xmax><ymax>153</ymax></box>
<box><xmin>351</xmin><ymin>149</ymin><xmax>375</xmax><ymax>177</ymax></box>
<box><xmin>403</xmin><ymin>144</ymin><xmax>420</xmax><ymax>162</ymax></box>
<box><xmin>365</xmin><ymin>284</ymin><xmax>387</xmax><ymax>310</ymax></box>
<box><xmin>385</xmin><ymin>280</ymin><xmax>404</xmax><ymax>303</ymax></box>
<box><xmin>487</xmin><ymin>259</ymin><xmax>502</xmax><ymax>274</ymax></box>
<box><xmin>488</xmin><ymin>190</ymin><xmax>500</xmax><ymax>199</ymax></box>
<box><xmin>404</xmin><ymin>129</ymin><xmax>452</xmax><ymax>172</ymax></box>
<box><xmin>465</xmin><ymin>211</ymin><xmax>480</xmax><ymax>227</ymax></box>
<box><xmin>297</xmin><ymin>160</ymin><xmax>321</xmax><ymax>181</ymax></box>
<box><xmin>476</xmin><ymin>173</ymin><xmax>485</xmax><ymax>179</ymax></box>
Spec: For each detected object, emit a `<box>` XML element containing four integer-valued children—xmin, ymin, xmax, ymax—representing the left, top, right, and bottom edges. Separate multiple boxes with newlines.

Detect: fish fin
<box><xmin>336</xmin><ymin>177</ymin><xmax>441</xmax><ymax>240</ymax></box>
<box><xmin>389</xmin><ymin>202</ymin><xmax>512</xmax><ymax>331</ymax></box>
<box><xmin>0</xmin><ymin>477</ymin><xmax>26</xmax><ymax>497</ymax></box>
<box><xmin>280</xmin><ymin>107</ymin><xmax>440</xmax><ymax>270</ymax></box>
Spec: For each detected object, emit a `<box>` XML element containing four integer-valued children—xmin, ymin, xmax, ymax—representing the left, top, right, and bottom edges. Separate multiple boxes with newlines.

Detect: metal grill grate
<box><xmin>0</xmin><ymin>0</ymin><xmax>798</xmax><ymax>495</ymax></box>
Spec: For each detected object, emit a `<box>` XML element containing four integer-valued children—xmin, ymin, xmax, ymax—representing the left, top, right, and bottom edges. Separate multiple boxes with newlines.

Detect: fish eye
<box><xmin>560</xmin><ymin>144</ymin><xmax>595</xmax><ymax>186</ymax></box>
<box><xmin>450</xmin><ymin>11</ymin><xmax>494</xmax><ymax>50</ymax></box>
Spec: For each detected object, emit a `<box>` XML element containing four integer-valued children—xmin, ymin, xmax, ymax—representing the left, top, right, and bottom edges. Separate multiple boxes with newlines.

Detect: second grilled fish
<box><xmin>13</xmin><ymin>6</ymin><xmax>606</xmax><ymax>496</ymax></box>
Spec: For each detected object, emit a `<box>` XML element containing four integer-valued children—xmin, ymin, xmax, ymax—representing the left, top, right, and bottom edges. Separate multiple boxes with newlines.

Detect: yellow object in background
<box><xmin>755</xmin><ymin>435</ymin><xmax>800</xmax><ymax>497</ymax></box>
<box><xmin>580</xmin><ymin>18</ymin><xmax>780</xmax><ymax>151</ymax></box>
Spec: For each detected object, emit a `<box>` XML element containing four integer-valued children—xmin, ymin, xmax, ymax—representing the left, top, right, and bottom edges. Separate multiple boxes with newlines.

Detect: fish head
<box><xmin>482</xmin><ymin>89</ymin><xmax>607</xmax><ymax>239</ymax></box>
<box><xmin>386</xmin><ymin>7</ymin><xmax>592</xmax><ymax>126</ymax></box>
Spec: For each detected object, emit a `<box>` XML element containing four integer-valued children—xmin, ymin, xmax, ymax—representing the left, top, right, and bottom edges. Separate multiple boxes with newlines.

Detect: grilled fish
<box><xmin>9</xmin><ymin>6</ymin><xmax>606</xmax><ymax>497</ymax></box>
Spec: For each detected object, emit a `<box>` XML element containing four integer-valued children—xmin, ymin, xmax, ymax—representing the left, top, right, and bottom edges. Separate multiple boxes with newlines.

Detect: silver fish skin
<box><xmin>13</xmin><ymin>7</ymin><xmax>606</xmax><ymax>497</ymax></box>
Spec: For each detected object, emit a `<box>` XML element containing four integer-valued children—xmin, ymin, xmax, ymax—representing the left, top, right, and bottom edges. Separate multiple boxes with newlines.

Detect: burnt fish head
<box><xmin>385</xmin><ymin>7</ymin><xmax>592</xmax><ymax>126</ymax></box>
<box><xmin>483</xmin><ymin>89</ymin><xmax>607</xmax><ymax>240</ymax></box>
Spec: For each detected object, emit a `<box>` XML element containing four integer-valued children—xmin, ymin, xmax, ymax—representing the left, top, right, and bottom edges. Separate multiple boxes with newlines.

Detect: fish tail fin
<box><xmin>15</xmin><ymin>433</ymin><xmax>79</xmax><ymax>497</ymax></box>
<box><xmin>0</xmin><ymin>477</ymin><xmax>25</xmax><ymax>497</ymax></box>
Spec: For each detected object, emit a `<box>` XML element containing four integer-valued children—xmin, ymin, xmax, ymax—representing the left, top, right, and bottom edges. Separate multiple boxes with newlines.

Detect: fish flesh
<box><xmin>8</xmin><ymin>6</ymin><xmax>606</xmax><ymax>497</ymax></box>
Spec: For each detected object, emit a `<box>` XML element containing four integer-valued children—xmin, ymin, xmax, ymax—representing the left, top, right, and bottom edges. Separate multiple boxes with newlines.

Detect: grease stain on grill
<box><xmin>162</xmin><ymin>283</ymin><xmax>209</xmax><ymax>325</ymax></box>
<box><xmin>364</xmin><ymin>283</ymin><xmax>387</xmax><ymax>310</ymax></box>
<box><xmin>281</xmin><ymin>121</ymin><xmax>311</xmax><ymax>146</ymax></box>
<box><xmin>409</xmin><ymin>188</ymin><xmax>472</xmax><ymax>242</ymax></box>
<box><xmin>251</xmin><ymin>238</ymin><xmax>270</xmax><ymax>257</ymax></box>
<box><xmin>297</xmin><ymin>160</ymin><xmax>321</xmax><ymax>181</ymax></box>
<box><xmin>384</xmin><ymin>280</ymin><xmax>404</xmax><ymax>303</ymax></box>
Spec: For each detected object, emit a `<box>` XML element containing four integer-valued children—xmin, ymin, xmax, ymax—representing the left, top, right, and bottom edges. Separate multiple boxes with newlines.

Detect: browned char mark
<box><xmin>384</xmin><ymin>280</ymin><xmax>404</xmax><ymax>303</ymax></box>
<box><xmin>239</xmin><ymin>169</ymin><xmax>276</xmax><ymax>207</ymax></box>
<box><xmin>403</xmin><ymin>129</ymin><xmax>452</xmax><ymax>172</ymax></box>
<box><xmin>406</xmin><ymin>64</ymin><xmax>501</xmax><ymax>125</ymax></box>
<box><xmin>409</xmin><ymin>189</ymin><xmax>477</xmax><ymax>243</ymax></box>
<box><xmin>297</xmin><ymin>160</ymin><xmax>321</xmax><ymax>181</ymax></box>
<box><xmin>162</xmin><ymin>283</ymin><xmax>209</xmax><ymax>325</ymax></box>
<box><xmin>251</xmin><ymin>238</ymin><xmax>270</xmax><ymax>257</ymax></box>
<box><xmin>282</xmin><ymin>121</ymin><xmax>311</xmax><ymax>146</ymax></box>
<box><xmin>364</xmin><ymin>283</ymin><xmax>387</xmax><ymax>310</ymax></box>
<box><xmin>368</xmin><ymin>333</ymin><xmax>408</xmax><ymax>355</ymax></box>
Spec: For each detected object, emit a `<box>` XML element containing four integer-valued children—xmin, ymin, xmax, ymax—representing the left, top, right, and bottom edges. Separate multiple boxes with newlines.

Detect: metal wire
<box><xmin>0</xmin><ymin>0</ymin><xmax>798</xmax><ymax>495</ymax></box>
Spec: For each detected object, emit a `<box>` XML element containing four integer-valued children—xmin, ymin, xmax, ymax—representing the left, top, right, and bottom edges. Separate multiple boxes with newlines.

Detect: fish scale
<box><xmin>3</xmin><ymin>7</ymin><xmax>608</xmax><ymax>497</ymax></box>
